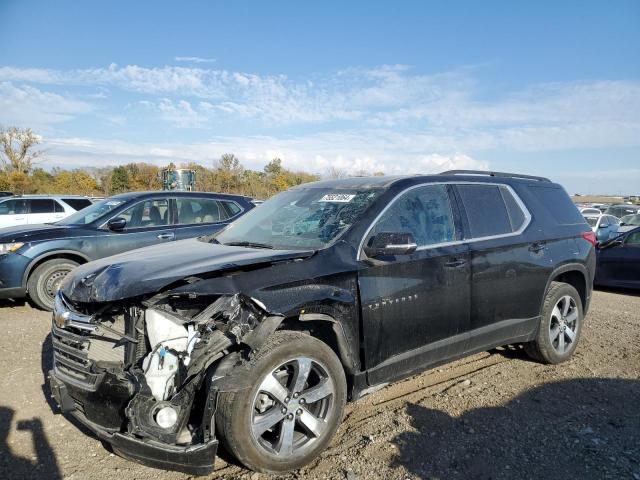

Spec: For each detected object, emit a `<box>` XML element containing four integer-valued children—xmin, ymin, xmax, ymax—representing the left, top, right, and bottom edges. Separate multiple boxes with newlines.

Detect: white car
<box><xmin>583</xmin><ymin>213</ymin><xmax>620</xmax><ymax>242</ymax></box>
<box><xmin>579</xmin><ymin>207</ymin><xmax>602</xmax><ymax>216</ymax></box>
<box><xmin>0</xmin><ymin>195</ymin><xmax>93</xmax><ymax>228</ymax></box>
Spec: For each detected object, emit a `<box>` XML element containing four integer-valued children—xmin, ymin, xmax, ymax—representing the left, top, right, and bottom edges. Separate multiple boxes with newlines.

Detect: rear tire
<box><xmin>524</xmin><ymin>281</ymin><xmax>583</xmax><ymax>364</ymax></box>
<box><xmin>215</xmin><ymin>331</ymin><xmax>347</xmax><ymax>473</ymax></box>
<box><xmin>27</xmin><ymin>258</ymin><xmax>79</xmax><ymax>311</ymax></box>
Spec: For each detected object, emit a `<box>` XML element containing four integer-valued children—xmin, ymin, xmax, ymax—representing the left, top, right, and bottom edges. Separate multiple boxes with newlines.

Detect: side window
<box><xmin>368</xmin><ymin>184</ymin><xmax>456</xmax><ymax>247</ymax></box>
<box><xmin>223</xmin><ymin>201</ymin><xmax>242</xmax><ymax>217</ymax></box>
<box><xmin>62</xmin><ymin>198</ymin><xmax>92</xmax><ymax>210</ymax></box>
<box><xmin>530</xmin><ymin>185</ymin><xmax>584</xmax><ymax>225</ymax></box>
<box><xmin>118</xmin><ymin>199</ymin><xmax>169</xmax><ymax>229</ymax></box>
<box><xmin>457</xmin><ymin>184</ymin><xmax>526</xmax><ymax>238</ymax></box>
<box><xmin>28</xmin><ymin>199</ymin><xmax>56</xmax><ymax>214</ymax></box>
<box><xmin>626</xmin><ymin>232</ymin><xmax>640</xmax><ymax>246</ymax></box>
<box><xmin>1</xmin><ymin>199</ymin><xmax>27</xmax><ymax>215</ymax></box>
<box><xmin>176</xmin><ymin>198</ymin><xmax>228</xmax><ymax>225</ymax></box>
<box><xmin>54</xmin><ymin>200</ymin><xmax>65</xmax><ymax>213</ymax></box>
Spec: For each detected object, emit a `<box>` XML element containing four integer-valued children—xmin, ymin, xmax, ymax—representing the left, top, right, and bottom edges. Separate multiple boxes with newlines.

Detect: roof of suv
<box><xmin>294</xmin><ymin>170</ymin><xmax>553</xmax><ymax>190</ymax></box>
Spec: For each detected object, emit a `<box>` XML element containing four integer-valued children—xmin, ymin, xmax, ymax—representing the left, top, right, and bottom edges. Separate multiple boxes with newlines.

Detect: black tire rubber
<box><xmin>215</xmin><ymin>330</ymin><xmax>347</xmax><ymax>473</ymax></box>
<box><xmin>27</xmin><ymin>258</ymin><xmax>79</xmax><ymax>311</ymax></box>
<box><xmin>524</xmin><ymin>281</ymin><xmax>584</xmax><ymax>364</ymax></box>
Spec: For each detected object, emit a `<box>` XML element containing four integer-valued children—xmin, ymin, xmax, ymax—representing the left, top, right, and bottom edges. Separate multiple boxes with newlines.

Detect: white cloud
<box><xmin>174</xmin><ymin>56</ymin><xmax>217</xmax><ymax>64</ymax></box>
<box><xmin>0</xmin><ymin>82</ymin><xmax>92</xmax><ymax>127</ymax></box>
<box><xmin>43</xmin><ymin>132</ymin><xmax>487</xmax><ymax>176</ymax></box>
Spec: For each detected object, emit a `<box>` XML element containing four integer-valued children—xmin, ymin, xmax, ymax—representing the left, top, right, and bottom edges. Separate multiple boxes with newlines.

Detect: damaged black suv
<box><xmin>48</xmin><ymin>171</ymin><xmax>595</xmax><ymax>475</ymax></box>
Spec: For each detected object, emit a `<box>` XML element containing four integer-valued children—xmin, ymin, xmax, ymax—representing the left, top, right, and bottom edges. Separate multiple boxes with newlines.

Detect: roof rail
<box><xmin>439</xmin><ymin>170</ymin><xmax>551</xmax><ymax>182</ymax></box>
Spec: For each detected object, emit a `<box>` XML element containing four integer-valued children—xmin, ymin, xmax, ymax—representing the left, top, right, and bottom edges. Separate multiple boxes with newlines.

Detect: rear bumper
<box><xmin>48</xmin><ymin>370</ymin><xmax>218</xmax><ymax>475</ymax></box>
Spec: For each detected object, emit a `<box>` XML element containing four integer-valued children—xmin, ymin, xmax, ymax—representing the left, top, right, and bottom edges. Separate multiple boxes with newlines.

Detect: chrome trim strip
<box><xmin>53</xmin><ymin>292</ymin><xmax>96</xmax><ymax>331</ymax></box>
<box><xmin>357</xmin><ymin>181</ymin><xmax>532</xmax><ymax>261</ymax></box>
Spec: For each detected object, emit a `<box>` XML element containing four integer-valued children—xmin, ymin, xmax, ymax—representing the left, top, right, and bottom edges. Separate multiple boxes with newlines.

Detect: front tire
<box><xmin>216</xmin><ymin>331</ymin><xmax>347</xmax><ymax>473</ymax></box>
<box><xmin>525</xmin><ymin>281</ymin><xmax>584</xmax><ymax>364</ymax></box>
<box><xmin>27</xmin><ymin>258</ymin><xmax>79</xmax><ymax>311</ymax></box>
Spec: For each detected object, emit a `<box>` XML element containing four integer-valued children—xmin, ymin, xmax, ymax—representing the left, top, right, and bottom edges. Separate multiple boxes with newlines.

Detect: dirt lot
<box><xmin>1</xmin><ymin>289</ymin><xmax>639</xmax><ymax>480</ymax></box>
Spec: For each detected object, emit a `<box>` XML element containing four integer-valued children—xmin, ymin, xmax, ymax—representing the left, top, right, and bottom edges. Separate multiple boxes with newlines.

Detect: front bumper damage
<box><xmin>49</xmin><ymin>292</ymin><xmax>284</xmax><ymax>475</ymax></box>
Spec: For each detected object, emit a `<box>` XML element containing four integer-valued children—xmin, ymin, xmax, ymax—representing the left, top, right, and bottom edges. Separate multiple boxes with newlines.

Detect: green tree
<box><xmin>110</xmin><ymin>166</ymin><xmax>130</xmax><ymax>193</ymax></box>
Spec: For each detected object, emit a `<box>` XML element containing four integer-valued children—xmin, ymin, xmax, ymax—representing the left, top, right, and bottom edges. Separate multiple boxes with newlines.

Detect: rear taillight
<box><xmin>581</xmin><ymin>231</ymin><xmax>597</xmax><ymax>247</ymax></box>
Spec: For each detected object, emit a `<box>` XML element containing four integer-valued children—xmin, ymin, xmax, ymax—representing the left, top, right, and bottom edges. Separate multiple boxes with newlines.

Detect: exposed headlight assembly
<box><xmin>0</xmin><ymin>242</ymin><xmax>24</xmax><ymax>254</ymax></box>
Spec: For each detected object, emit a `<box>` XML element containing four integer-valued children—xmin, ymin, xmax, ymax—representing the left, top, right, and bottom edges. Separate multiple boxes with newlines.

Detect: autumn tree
<box><xmin>0</xmin><ymin>126</ymin><xmax>43</xmax><ymax>174</ymax></box>
<box><xmin>215</xmin><ymin>153</ymin><xmax>243</xmax><ymax>193</ymax></box>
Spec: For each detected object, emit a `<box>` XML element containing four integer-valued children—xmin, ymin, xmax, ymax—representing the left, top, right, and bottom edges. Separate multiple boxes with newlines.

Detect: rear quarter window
<box><xmin>62</xmin><ymin>198</ymin><xmax>92</xmax><ymax>211</ymax></box>
<box><xmin>529</xmin><ymin>185</ymin><xmax>585</xmax><ymax>225</ymax></box>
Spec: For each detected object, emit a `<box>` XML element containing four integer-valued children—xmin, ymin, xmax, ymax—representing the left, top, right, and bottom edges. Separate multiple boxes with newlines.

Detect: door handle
<box><xmin>445</xmin><ymin>258</ymin><xmax>467</xmax><ymax>268</ymax></box>
<box><xmin>157</xmin><ymin>233</ymin><xmax>174</xmax><ymax>240</ymax></box>
<box><xmin>529</xmin><ymin>242</ymin><xmax>546</xmax><ymax>253</ymax></box>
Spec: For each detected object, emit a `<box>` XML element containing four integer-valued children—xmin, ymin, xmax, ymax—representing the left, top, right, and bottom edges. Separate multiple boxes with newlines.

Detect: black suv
<box><xmin>48</xmin><ymin>171</ymin><xmax>595</xmax><ymax>475</ymax></box>
<box><xmin>0</xmin><ymin>191</ymin><xmax>253</xmax><ymax>310</ymax></box>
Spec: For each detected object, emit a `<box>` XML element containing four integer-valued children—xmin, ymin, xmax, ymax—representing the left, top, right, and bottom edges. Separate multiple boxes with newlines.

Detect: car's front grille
<box><xmin>52</xmin><ymin>314</ymin><xmax>128</xmax><ymax>391</ymax></box>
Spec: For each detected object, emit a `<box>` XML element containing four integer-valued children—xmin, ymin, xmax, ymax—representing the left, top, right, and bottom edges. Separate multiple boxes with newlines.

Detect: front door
<box><xmin>358</xmin><ymin>184</ymin><xmax>470</xmax><ymax>384</ymax></box>
<box><xmin>599</xmin><ymin>230</ymin><xmax>640</xmax><ymax>287</ymax></box>
<box><xmin>0</xmin><ymin>199</ymin><xmax>28</xmax><ymax>228</ymax></box>
<box><xmin>98</xmin><ymin>197</ymin><xmax>175</xmax><ymax>257</ymax></box>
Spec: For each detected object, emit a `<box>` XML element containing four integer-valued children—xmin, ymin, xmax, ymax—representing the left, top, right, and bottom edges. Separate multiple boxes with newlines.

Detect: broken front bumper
<box><xmin>48</xmin><ymin>371</ymin><xmax>218</xmax><ymax>475</ymax></box>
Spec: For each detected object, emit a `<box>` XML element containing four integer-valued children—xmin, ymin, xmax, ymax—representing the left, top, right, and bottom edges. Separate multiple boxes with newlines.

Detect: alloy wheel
<box><xmin>251</xmin><ymin>357</ymin><xmax>335</xmax><ymax>457</ymax></box>
<box><xmin>549</xmin><ymin>295</ymin><xmax>579</xmax><ymax>354</ymax></box>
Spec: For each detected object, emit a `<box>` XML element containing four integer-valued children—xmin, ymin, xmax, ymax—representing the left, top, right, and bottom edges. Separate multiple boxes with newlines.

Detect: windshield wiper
<box><xmin>223</xmin><ymin>241</ymin><xmax>275</xmax><ymax>249</ymax></box>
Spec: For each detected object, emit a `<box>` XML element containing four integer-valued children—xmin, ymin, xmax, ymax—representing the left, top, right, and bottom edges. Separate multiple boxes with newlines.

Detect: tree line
<box><xmin>0</xmin><ymin>127</ymin><xmax>321</xmax><ymax>199</ymax></box>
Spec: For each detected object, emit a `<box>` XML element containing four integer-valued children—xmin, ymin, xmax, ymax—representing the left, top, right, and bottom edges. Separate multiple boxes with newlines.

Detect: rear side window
<box><xmin>62</xmin><ymin>198</ymin><xmax>92</xmax><ymax>211</ymax></box>
<box><xmin>28</xmin><ymin>199</ymin><xmax>56</xmax><ymax>214</ymax></box>
<box><xmin>529</xmin><ymin>186</ymin><xmax>585</xmax><ymax>225</ymax></box>
<box><xmin>176</xmin><ymin>198</ymin><xmax>230</xmax><ymax>225</ymax></box>
<box><xmin>456</xmin><ymin>184</ymin><xmax>527</xmax><ymax>238</ymax></box>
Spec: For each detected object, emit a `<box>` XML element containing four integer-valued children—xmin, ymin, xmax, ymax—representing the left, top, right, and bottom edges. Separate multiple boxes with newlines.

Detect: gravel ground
<box><xmin>1</xmin><ymin>289</ymin><xmax>638</xmax><ymax>480</ymax></box>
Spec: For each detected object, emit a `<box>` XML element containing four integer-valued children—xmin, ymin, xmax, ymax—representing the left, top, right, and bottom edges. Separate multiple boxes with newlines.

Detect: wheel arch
<box><xmin>278</xmin><ymin>313</ymin><xmax>359</xmax><ymax>376</ymax></box>
<box><xmin>22</xmin><ymin>250</ymin><xmax>90</xmax><ymax>289</ymax></box>
<box><xmin>544</xmin><ymin>263</ymin><xmax>590</xmax><ymax>313</ymax></box>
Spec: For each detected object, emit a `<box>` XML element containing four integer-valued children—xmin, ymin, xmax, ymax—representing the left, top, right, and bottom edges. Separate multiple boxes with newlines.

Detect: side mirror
<box><xmin>107</xmin><ymin>217</ymin><xmax>127</xmax><ymax>231</ymax></box>
<box><xmin>364</xmin><ymin>232</ymin><xmax>417</xmax><ymax>258</ymax></box>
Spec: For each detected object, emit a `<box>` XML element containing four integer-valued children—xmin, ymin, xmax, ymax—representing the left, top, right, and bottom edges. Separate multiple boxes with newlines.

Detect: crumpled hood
<box><xmin>62</xmin><ymin>238</ymin><xmax>314</xmax><ymax>303</ymax></box>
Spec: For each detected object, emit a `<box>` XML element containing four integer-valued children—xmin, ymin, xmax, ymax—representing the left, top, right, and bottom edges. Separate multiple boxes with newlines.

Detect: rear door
<box><xmin>98</xmin><ymin>197</ymin><xmax>175</xmax><ymax>257</ymax></box>
<box><xmin>454</xmin><ymin>183</ymin><xmax>547</xmax><ymax>350</ymax></box>
<box><xmin>26</xmin><ymin>199</ymin><xmax>66</xmax><ymax>224</ymax></box>
<box><xmin>173</xmin><ymin>197</ymin><xmax>241</xmax><ymax>240</ymax></box>
<box><xmin>0</xmin><ymin>199</ymin><xmax>28</xmax><ymax>227</ymax></box>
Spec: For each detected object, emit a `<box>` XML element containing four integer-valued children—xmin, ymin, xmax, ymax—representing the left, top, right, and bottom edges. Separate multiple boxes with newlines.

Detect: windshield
<box><xmin>584</xmin><ymin>216</ymin><xmax>599</xmax><ymax>227</ymax></box>
<box><xmin>56</xmin><ymin>199</ymin><xmax>125</xmax><ymax>225</ymax></box>
<box><xmin>621</xmin><ymin>214</ymin><xmax>640</xmax><ymax>226</ymax></box>
<box><xmin>214</xmin><ymin>187</ymin><xmax>383</xmax><ymax>250</ymax></box>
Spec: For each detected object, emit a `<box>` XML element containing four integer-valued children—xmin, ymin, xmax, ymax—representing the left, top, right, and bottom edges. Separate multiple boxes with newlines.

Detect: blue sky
<box><xmin>1</xmin><ymin>0</ymin><xmax>639</xmax><ymax>194</ymax></box>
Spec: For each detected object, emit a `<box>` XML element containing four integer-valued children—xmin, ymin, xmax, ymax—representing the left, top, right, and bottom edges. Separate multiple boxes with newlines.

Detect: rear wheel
<box><xmin>525</xmin><ymin>281</ymin><xmax>583</xmax><ymax>364</ymax></box>
<box><xmin>27</xmin><ymin>258</ymin><xmax>79</xmax><ymax>311</ymax></box>
<box><xmin>216</xmin><ymin>331</ymin><xmax>346</xmax><ymax>473</ymax></box>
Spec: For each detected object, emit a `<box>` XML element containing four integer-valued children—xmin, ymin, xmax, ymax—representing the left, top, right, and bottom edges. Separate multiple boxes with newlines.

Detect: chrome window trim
<box><xmin>357</xmin><ymin>181</ymin><xmax>532</xmax><ymax>261</ymax></box>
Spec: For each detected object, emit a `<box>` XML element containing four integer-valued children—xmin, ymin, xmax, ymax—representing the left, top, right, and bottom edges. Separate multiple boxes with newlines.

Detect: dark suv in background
<box><xmin>48</xmin><ymin>171</ymin><xmax>595</xmax><ymax>474</ymax></box>
<box><xmin>0</xmin><ymin>190</ymin><xmax>254</xmax><ymax>310</ymax></box>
